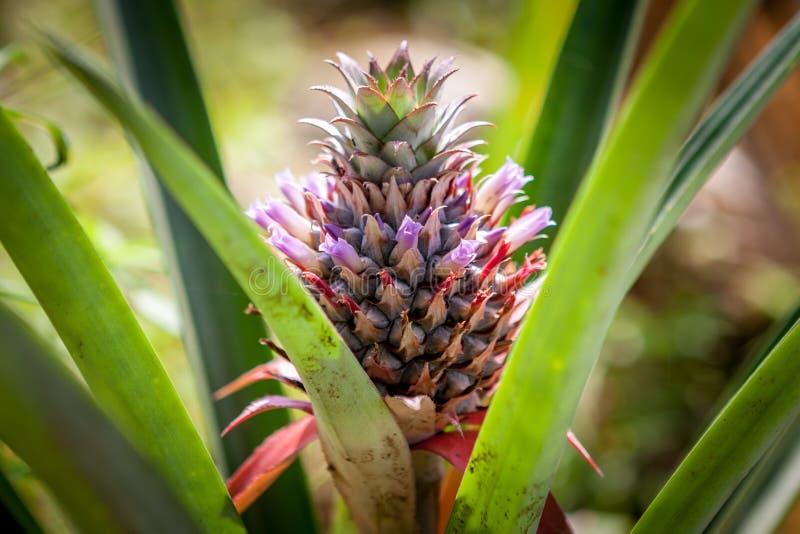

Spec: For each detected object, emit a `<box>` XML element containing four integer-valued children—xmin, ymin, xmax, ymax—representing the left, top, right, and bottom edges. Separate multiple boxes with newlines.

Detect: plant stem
<box><xmin>413</xmin><ymin>451</ymin><xmax>444</xmax><ymax>534</ymax></box>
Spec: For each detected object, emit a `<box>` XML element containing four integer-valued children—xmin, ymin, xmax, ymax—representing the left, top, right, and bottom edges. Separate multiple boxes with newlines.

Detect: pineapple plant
<box><xmin>3</xmin><ymin>1</ymin><xmax>798</xmax><ymax>533</ymax></box>
<box><xmin>221</xmin><ymin>41</ymin><xmax>559</xmax><ymax>516</ymax></box>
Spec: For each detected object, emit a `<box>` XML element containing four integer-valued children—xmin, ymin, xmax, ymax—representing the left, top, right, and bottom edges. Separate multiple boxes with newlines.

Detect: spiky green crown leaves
<box><xmin>303</xmin><ymin>41</ymin><xmax>491</xmax><ymax>184</ymax></box>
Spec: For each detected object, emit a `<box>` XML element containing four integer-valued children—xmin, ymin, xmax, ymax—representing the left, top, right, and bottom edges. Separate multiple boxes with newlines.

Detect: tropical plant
<box><xmin>1</xmin><ymin>0</ymin><xmax>799</xmax><ymax>533</ymax></box>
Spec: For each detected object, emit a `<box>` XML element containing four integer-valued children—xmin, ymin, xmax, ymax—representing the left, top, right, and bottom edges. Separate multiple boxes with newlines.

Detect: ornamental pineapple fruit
<box><xmin>247</xmin><ymin>41</ymin><xmax>553</xmax><ymax>420</ymax></box>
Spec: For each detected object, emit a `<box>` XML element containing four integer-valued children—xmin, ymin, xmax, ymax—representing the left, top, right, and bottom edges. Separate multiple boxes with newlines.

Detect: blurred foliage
<box><xmin>1</xmin><ymin>0</ymin><xmax>799</xmax><ymax>531</ymax></box>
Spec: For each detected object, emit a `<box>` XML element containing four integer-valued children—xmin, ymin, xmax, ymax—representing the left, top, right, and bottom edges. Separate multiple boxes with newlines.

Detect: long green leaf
<box><xmin>0</xmin><ymin>302</ymin><xmax>201</xmax><ymax>533</ymax></box>
<box><xmin>448</xmin><ymin>1</ymin><xmax>756</xmax><ymax>531</ymax></box>
<box><xmin>511</xmin><ymin>0</ymin><xmax>646</xmax><ymax>253</ymax></box>
<box><xmin>0</xmin><ymin>467</ymin><xmax>42</xmax><ymax>534</ymax></box>
<box><xmin>705</xmin><ymin>302</ymin><xmax>800</xmax><ymax>532</ymax></box>
<box><xmin>485</xmin><ymin>0</ymin><xmax>578</xmax><ymax>171</ymax></box>
<box><xmin>708</xmin><ymin>413</ymin><xmax>800</xmax><ymax>534</ymax></box>
<box><xmin>0</xmin><ymin>108</ymin><xmax>242</xmax><ymax>532</ymax></box>
<box><xmin>629</xmin><ymin>12</ymin><xmax>800</xmax><ymax>282</ymax></box>
<box><xmin>632</xmin><ymin>319</ymin><xmax>800</xmax><ymax>533</ymax></box>
<box><xmin>46</xmin><ymin>38</ymin><xmax>416</xmax><ymax>533</ymax></box>
<box><xmin>95</xmin><ymin>1</ymin><xmax>315</xmax><ymax>529</ymax></box>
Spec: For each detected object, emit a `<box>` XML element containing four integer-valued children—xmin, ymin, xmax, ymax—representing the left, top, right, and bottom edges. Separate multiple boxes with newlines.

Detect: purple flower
<box><xmin>456</xmin><ymin>215</ymin><xmax>478</xmax><ymax>236</ymax></box>
<box><xmin>505</xmin><ymin>206</ymin><xmax>555</xmax><ymax>251</ymax></box>
<box><xmin>320</xmin><ymin>233</ymin><xmax>365</xmax><ymax>273</ymax></box>
<box><xmin>269</xmin><ymin>225</ymin><xmax>320</xmax><ymax>270</ymax></box>
<box><xmin>323</xmin><ymin>223</ymin><xmax>345</xmax><ymax>239</ymax></box>
<box><xmin>301</xmin><ymin>172</ymin><xmax>334</xmax><ymax>199</ymax></box>
<box><xmin>260</xmin><ymin>195</ymin><xmax>311</xmax><ymax>242</ymax></box>
<box><xmin>439</xmin><ymin>239</ymin><xmax>482</xmax><ymax>270</ymax></box>
<box><xmin>274</xmin><ymin>169</ymin><xmax>307</xmax><ymax>213</ymax></box>
<box><xmin>474</xmin><ymin>158</ymin><xmax>533</xmax><ymax>221</ymax></box>
<box><xmin>395</xmin><ymin>215</ymin><xmax>423</xmax><ymax>255</ymax></box>
<box><xmin>246</xmin><ymin>201</ymin><xmax>277</xmax><ymax>230</ymax></box>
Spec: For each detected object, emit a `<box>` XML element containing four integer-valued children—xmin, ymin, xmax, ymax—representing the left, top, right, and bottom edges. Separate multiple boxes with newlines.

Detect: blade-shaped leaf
<box><xmin>707</xmin><ymin>413</ymin><xmax>800</xmax><ymax>534</ymax></box>
<box><xmin>629</xmin><ymin>11</ymin><xmax>800</xmax><ymax>283</ymax></box>
<box><xmin>510</xmin><ymin>0</ymin><xmax>646</xmax><ymax>254</ymax></box>
<box><xmin>0</xmin><ymin>302</ymin><xmax>200</xmax><ymax>533</ymax></box>
<box><xmin>95</xmin><ymin>1</ymin><xmax>315</xmax><ymax>528</ymax></box>
<box><xmin>416</xmin><ymin>430</ymin><xmax>572</xmax><ymax>533</ymax></box>
<box><xmin>632</xmin><ymin>318</ymin><xmax>800</xmax><ymax>533</ymax></box>
<box><xmin>0</xmin><ymin>108</ymin><xmax>242</xmax><ymax>532</ymax></box>
<box><xmin>449</xmin><ymin>1</ymin><xmax>757</xmax><ymax>531</ymax></box>
<box><xmin>227</xmin><ymin>416</ymin><xmax>318</xmax><ymax>513</ymax></box>
<box><xmin>45</xmin><ymin>38</ymin><xmax>415</xmax><ymax>533</ymax></box>
<box><xmin>484</xmin><ymin>0</ymin><xmax>578</xmax><ymax>172</ymax></box>
<box><xmin>0</xmin><ymin>468</ymin><xmax>42</xmax><ymax>534</ymax></box>
<box><xmin>222</xmin><ymin>395</ymin><xmax>313</xmax><ymax>437</ymax></box>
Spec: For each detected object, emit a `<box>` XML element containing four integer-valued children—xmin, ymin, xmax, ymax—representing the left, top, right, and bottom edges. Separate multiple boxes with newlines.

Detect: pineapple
<box><xmin>247</xmin><ymin>41</ymin><xmax>552</xmax><ymax>421</ymax></box>
<box><xmin>222</xmin><ymin>42</ymin><xmax>567</xmax><ymax>520</ymax></box>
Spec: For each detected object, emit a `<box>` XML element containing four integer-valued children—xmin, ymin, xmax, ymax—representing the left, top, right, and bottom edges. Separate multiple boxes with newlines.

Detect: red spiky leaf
<box><xmin>213</xmin><ymin>359</ymin><xmax>303</xmax><ymax>400</ymax></box>
<box><xmin>221</xmin><ymin>395</ymin><xmax>313</xmax><ymax>437</ymax></box>
<box><xmin>227</xmin><ymin>415</ymin><xmax>318</xmax><ymax>512</ymax></box>
<box><xmin>567</xmin><ymin>429</ymin><xmax>604</xmax><ymax>477</ymax></box>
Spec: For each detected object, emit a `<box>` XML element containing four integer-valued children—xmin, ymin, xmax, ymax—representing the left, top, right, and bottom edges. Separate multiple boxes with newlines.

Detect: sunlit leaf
<box><xmin>94</xmin><ymin>2</ymin><xmax>317</xmax><ymax>526</ymax></box>
<box><xmin>632</xmin><ymin>318</ymin><xmax>800</xmax><ymax>533</ymax></box>
<box><xmin>0</xmin><ymin>468</ymin><xmax>42</xmax><ymax>534</ymax></box>
<box><xmin>630</xmin><ymin>11</ymin><xmax>800</xmax><ymax>283</ymax></box>
<box><xmin>450</xmin><ymin>0</ymin><xmax>758</xmax><ymax>530</ymax></box>
<box><xmin>0</xmin><ymin>302</ymin><xmax>200</xmax><ymax>533</ymax></box>
<box><xmin>510</xmin><ymin>0</ymin><xmax>646</xmax><ymax>255</ymax></box>
<box><xmin>0</xmin><ymin>107</ymin><xmax>242</xmax><ymax>532</ymax></box>
<box><xmin>45</xmin><ymin>37</ymin><xmax>415</xmax><ymax>533</ymax></box>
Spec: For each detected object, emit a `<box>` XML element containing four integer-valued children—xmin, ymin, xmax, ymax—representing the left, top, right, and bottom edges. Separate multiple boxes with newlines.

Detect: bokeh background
<box><xmin>1</xmin><ymin>0</ymin><xmax>799</xmax><ymax>532</ymax></box>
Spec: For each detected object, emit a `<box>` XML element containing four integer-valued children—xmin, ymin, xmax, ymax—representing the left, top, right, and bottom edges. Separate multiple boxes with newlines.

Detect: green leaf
<box><xmin>629</xmin><ymin>12</ymin><xmax>800</xmax><ymax>283</ymax></box>
<box><xmin>3</xmin><ymin>108</ymin><xmax>69</xmax><ymax>170</ymax></box>
<box><xmin>707</xmin><ymin>413</ymin><xmax>800</xmax><ymax>534</ymax></box>
<box><xmin>448</xmin><ymin>0</ymin><xmax>757</xmax><ymax>531</ymax></box>
<box><xmin>95</xmin><ymin>1</ymin><xmax>315</xmax><ymax>529</ymax></box>
<box><xmin>0</xmin><ymin>467</ymin><xmax>42</xmax><ymax>534</ymax></box>
<box><xmin>0</xmin><ymin>302</ymin><xmax>200</xmax><ymax>534</ymax></box>
<box><xmin>45</xmin><ymin>37</ymin><xmax>416</xmax><ymax>533</ymax></box>
<box><xmin>706</xmin><ymin>301</ymin><xmax>800</xmax><ymax>532</ymax></box>
<box><xmin>510</xmin><ymin>0</ymin><xmax>646</xmax><ymax>253</ymax></box>
<box><xmin>484</xmin><ymin>0</ymin><xmax>579</xmax><ymax>171</ymax></box>
<box><xmin>632</xmin><ymin>318</ymin><xmax>800</xmax><ymax>533</ymax></box>
<box><xmin>0</xmin><ymin>44</ymin><xmax>25</xmax><ymax>74</ymax></box>
<box><xmin>0</xmin><ymin>108</ymin><xmax>242</xmax><ymax>532</ymax></box>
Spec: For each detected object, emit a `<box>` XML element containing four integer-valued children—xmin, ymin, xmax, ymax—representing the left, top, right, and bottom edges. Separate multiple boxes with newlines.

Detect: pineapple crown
<box><xmin>247</xmin><ymin>42</ymin><xmax>555</xmax><ymax>422</ymax></box>
<box><xmin>303</xmin><ymin>40</ymin><xmax>489</xmax><ymax>185</ymax></box>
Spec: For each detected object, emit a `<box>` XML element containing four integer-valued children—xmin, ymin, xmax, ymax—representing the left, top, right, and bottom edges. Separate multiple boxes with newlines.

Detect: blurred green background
<box><xmin>1</xmin><ymin>0</ymin><xmax>799</xmax><ymax>531</ymax></box>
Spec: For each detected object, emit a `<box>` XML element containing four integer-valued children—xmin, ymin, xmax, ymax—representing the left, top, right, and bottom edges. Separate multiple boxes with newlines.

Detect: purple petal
<box><xmin>506</xmin><ymin>207</ymin><xmax>555</xmax><ymax>251</ymax></box>
<box><xmin>477</xmin><ymin>227</ymin><xmax>506</xmax><ymax>251</ymax></box>
<box><xmin>439</xmin><ymin>239</ymin><xmax>482</xmax><ymax>270</ymax></box>
<box><xmin>301</xmin><ymin>172</ymin><xmax>333</xmax><ymax>199</ymax></box>
<box><xmin>246</xmin><ymin>201</ymin><xmax>276</xmax><ymax>230</ymax></box>
<box><xmin>269</xmin><ymin>225</ymin><xmax>319</xmax><ymax>269</ymax></box>
<box><xmin>323</xmin><ymin>224</ymin><xmax>345</xmax><ymax>239</ymax></box>
<box><xmin>261</xmin><ymin>195</ymin><xmax>311</xmax><ymax>241</ymax></box>
<box><xmin>455</xmin><ymin>171</ymin><xmax>472</xmax><ymax>189</ymax></box>
<box><xmin>395</xmin><ymin>215</ymin><xmax>423</xmax><ymax>253</ymax></box>
<box><xmin>474</xmin><ymin>157</ymin><xmax>532</xmax><ymax>215</ymax></box>
<box><xmin>275</xmin><ymin>169</ymin><xmax>306</xmax><ymax>213</ymax></box>
<box><xmin>320</xmin><ymin>234</ymin><xmax>364</xmax><ymax>272</ymax></box>
<box><xmin>374</xmin><ymin>213</ymin><xmax>386</xmax><ymax>231</ymax></box>
<box><xmin>456</xmin><ymin>215</ymin><xmax>478</xmax><ymax>236</ymax></box>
